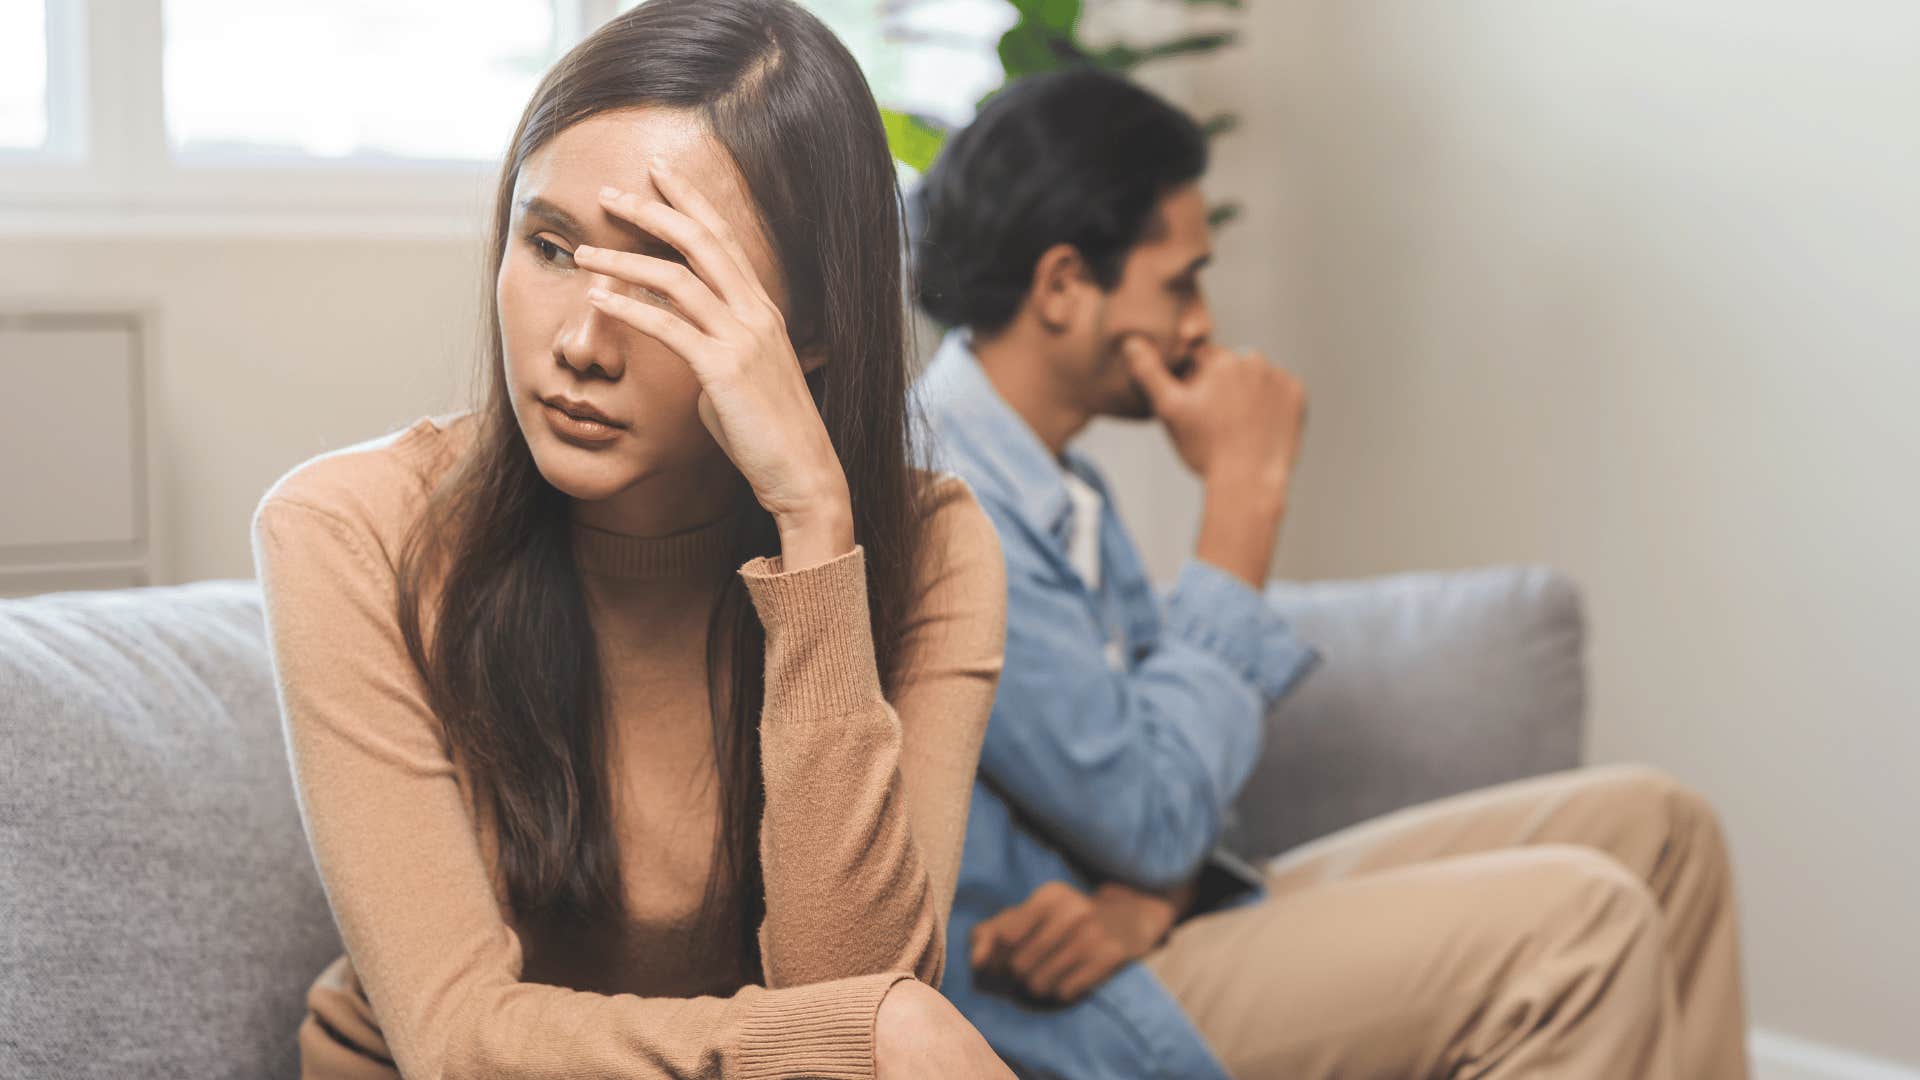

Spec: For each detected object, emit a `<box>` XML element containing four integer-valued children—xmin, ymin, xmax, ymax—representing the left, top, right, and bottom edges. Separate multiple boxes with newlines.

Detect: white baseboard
<box><xmin>1753</xmin><ymin>1028</ymin><xmax>1920</xmax><ymax>1080</ymax></box>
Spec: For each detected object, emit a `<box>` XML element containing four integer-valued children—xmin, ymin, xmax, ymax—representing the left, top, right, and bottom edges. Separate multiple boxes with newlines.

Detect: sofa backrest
<box><xmin>1236</xmin><ymin>565</ymin><xmax>1588</xmax><ymax>860</ymax></box>
<box><xmin>0</xmin><ymin>579</ymin><xmax>340</xmax><ymax>1079</ymax></box>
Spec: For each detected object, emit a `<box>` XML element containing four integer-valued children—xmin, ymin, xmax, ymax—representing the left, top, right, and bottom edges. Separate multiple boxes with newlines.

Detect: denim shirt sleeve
<box><xmin>1162</xmin><ymin>559</ymin><xmax>1321</xmax><ymax>706</ymax></box>
<box><xmin>983</xmin><ymin>544</ymin><xmax>1297</xmax><ymax>891</ymax></box>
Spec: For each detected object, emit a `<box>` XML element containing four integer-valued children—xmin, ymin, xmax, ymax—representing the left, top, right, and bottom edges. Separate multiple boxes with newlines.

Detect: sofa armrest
<box><xmin>1223</xmin><ymin>565</ymin><xmax>1587</xmax><ymax>862</ymax></box>
<box><xmin>0</xmin><ymin>579</ymin><xmax>340</xmax><ymax>1080</ymax></box>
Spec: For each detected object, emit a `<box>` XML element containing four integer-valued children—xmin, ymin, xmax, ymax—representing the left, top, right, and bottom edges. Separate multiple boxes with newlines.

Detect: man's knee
<box><xmin>1526</xmin><ymin>843</ymin><xmax>1657</xmax><ymax>902</ymax></box>
<box><xmin>1659</xmin><ymin>772</ymin><xmax>1732</xmax><ymax>858</ymax></box>
<box><xmin>1511</xmin><ymin>845</ymin><xmax>1667</xmax><ymax>961</ymax></box>
<box><xmin>1597</xmin><ymin>765</ymin><xmax>1735</xmax><ymax>879</ymax></box>
<box><xmin>1479</xmin><ymin>847</ymin><xmax>1672</xmax><ymax>1037</ymax></box>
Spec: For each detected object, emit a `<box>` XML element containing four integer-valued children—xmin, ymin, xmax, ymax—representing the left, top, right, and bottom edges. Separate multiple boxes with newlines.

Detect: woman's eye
<box><xmin>531</xmin><ymin>236</ymin><xmax>575</xmax><ymax>268</ymax></box>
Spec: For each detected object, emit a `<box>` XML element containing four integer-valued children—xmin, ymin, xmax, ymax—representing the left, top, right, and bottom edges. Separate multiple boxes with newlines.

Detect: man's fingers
<box><xmin>1025</xmin><ymin>922</ymin><xmax>1105</xmax><ymax>998</ymax></box>
<box><xmin>976</xmin><ymin>882</ymin><xmax>1088</xmax><ymax>981</ymax></box>
<box><xmin>970</xmin><ymin>919</ymin><xmax>1004</xmax><ymax>971</ymax></box>
<box><xmin>1052</xmin><ymin>944</ymin><xmax>1127</xmax><ymax>1003</ymax></box>
<box><xmin>973</xmin><ymin>903</ymin><xmax>1035</xmax><ymax>976</ymax></box>
<box><xmin>991</xmin><ymin>894</ymin><xmax>1051</xmax><ymax>951</ymax></box>
<box><xmin>1190</xmin><ymin>342</ymin><xmax>1239</xmax><ymax>377</ymax></box>
<box><xmin>1123</xmin><ymin>336</ymin><xmax>1180</xmax><ymax>413</ymax></box>
<box><xmin>1007</xmin><ymin>902</ymin><xmax>1083</xmax><ymax>982</ymax></box>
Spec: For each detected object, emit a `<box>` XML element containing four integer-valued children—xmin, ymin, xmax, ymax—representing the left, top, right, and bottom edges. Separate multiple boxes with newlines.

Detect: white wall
<box><xmin>2</xmin><ymin>0</ymin><xmax>1913</xmax><ymax>1067</ymax></box>
<box><xmin>0</xmin><ymin>234</ymin><xmax>485</xmax><ymax>583</ymax></box>
<box><xmin>1144</xmin><ymin>0</ymin><xmax>1919</xmax><ymax>1067</ymax></box>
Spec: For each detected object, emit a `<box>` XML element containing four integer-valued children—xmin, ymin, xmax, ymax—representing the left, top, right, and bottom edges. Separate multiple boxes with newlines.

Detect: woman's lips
<box><xmin>543</xmin><ymin>394</ymin><xmax>625</xmax><ymax>427</ymax></box>
<box><xmin>543</xmin><ymin>401</ymin><xmax>624</xmax><ymax>444</ymax></box>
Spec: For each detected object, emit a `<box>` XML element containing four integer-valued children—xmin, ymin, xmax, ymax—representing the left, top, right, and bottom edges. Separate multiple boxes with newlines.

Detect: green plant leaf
<box><xmin>1005</xmin><ymin>0</ymin><xmax>1082</xmax><ymax>34</ymax></box>
<box><xmin>1200</xmin><ymin>112</ymin><xmax>1239</xmax><ymax>139</ymax></box>
<box><xmin>998</xmin><ymin>18</ymin><xmax>1087</xmax><ymax>78</ymax></box>
<box><xmin>1092</xmin><ymin>30</ymin><xmax>1239</xmax><ymax>71</ymax></box>
<box><xmin>998</xmin><ymin>21</ymin><xmax>1055</xmax><ymax>77</ymax></box>
<box><xmin>880</xmin><ymin>109</ymin><xmax>949</xmax><ymax>173</ymax></box>
<box><xmin>969</xmin><ymin>0</ymin><xmax>1250</xmax><ymax>231</ymax></box>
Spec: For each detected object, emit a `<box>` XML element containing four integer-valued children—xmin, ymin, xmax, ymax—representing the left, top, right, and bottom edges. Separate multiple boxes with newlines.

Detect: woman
<box><xmin>251</xmin><ymin>2</ymin><xmax>1014</xmax><ymax>1076</ymax></box>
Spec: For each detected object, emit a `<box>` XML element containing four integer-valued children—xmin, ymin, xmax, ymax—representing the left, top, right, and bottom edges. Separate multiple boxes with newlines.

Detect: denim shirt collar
<box><xmin>917</xmin><ymin>329</ymin><xmax>1100</xmax><ymax>542</ymax></box>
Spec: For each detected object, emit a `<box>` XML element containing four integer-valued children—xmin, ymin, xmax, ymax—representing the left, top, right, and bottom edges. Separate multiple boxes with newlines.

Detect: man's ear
<box><xmin>1029</xmin><ymin>242</ymin><xmax>1093</xmax><ymax>333</ymax></box>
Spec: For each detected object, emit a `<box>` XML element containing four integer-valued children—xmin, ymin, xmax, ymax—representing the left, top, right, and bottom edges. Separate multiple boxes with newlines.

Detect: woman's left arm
<box><xmin>742</xmin><ymin>478</ymin><xmax>1006</xmax><ymax>987</ymax></box>
<box><xmin>577</xmin><ymin>163</ymin><xmax>1006</xmax><ymax>987</ymax></box>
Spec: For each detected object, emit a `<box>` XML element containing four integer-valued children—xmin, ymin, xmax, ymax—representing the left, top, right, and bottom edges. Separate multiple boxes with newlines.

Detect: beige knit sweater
<box><xmin>250</xmin><ymin>414</ymin><xmax>1006</xmax><ymax>1079</ymax></box>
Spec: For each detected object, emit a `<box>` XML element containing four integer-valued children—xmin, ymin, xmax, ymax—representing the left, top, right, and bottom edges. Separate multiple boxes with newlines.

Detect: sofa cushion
<box><xmin>1228</xmin><ymin>566</ymin><xmax>1587</xmax><ymax>862</ymax></box>
<box><xmin>0</xmin><ymin>579</ymin><xmax>339</xmax><ymax>1079</ymax></box>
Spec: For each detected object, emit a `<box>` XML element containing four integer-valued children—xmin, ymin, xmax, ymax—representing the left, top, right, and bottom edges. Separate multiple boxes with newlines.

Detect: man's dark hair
<box><xmin>911</xmin><ymin>66</ymin><xmax>1208</xmax><ymax>336</ymax></box>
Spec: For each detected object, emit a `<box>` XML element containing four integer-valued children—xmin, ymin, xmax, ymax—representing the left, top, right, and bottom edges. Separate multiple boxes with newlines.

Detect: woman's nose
<box><xmin>555</xmin><ymin>274</ymin><xmax>628</xmax><ymax>379</ymax></box>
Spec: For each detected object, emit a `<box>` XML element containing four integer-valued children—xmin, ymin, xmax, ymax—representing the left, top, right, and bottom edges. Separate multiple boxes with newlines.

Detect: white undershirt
<box><xmin>1063</xmin><ymin>470</ymin><xmax>1128</xmax><ymax>670</ymax></box>
<box><xmin>1062</xmin><ymin>467</ymin><xmax>1104</xmax><ymax>592</ymax></box>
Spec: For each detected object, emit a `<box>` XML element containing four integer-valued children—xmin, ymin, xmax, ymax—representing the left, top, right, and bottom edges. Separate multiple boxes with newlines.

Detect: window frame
<box><xmin>0</xmin><ymin>0</ymin><xmax>602</xmax><ymax>235</ymax></box>
<box><xmin>0</xmin><ymin>0</ymin><xmax>1010</xmax><ymax>237</ymax></box>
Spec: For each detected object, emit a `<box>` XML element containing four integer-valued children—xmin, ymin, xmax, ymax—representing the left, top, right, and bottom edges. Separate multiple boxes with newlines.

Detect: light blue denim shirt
<box><xmin>914</xmin><ymin>331</ymin><xmax>1320</xmax><ymax>1080</ymax></box>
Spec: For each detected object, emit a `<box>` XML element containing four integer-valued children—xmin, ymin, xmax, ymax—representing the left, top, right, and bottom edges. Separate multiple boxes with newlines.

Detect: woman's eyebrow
<box><xmin>518</xmin><ymin>193</ymin><xmax>683</xmax><ymax>257</ymax></box>
<box><xmin>518</xmin><ymin>196</ymin><xmax>585</xmax><ymax>235</ymax></box>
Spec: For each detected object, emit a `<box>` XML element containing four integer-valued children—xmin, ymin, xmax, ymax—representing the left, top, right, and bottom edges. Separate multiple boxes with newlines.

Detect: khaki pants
<box><xmin>1145</xmin><ymin>765</ymin><xmax>1749</xmax><ymax>1079</ymax></box>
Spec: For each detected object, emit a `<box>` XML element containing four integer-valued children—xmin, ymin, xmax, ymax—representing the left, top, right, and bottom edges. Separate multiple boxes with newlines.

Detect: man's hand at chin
<box><xmin>1123</xmin><ymin>333</ymin><xmax>1308</xmax><ymax>587</ymax></box>
<box><xmin>969</xmin><ymin>879</ymin><xmax>1193</xmax><ymax>1005</ymax></box>
<box><xmin>1122</xmin><ymin>335</ymin><xmax>1306</xmax><ymax>491</ymax></box>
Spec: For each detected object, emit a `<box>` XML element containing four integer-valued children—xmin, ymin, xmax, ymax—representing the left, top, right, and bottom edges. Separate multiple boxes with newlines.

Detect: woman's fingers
<box><xmin>573</xmin><ymin>244</ymin><xmax>730</xmax><ymax>335</ymax></box>
<box><xmin>597</xmin><ymin>180</ymin><xmax>762</xmax><ymax>316</ymax></box>
<box><xmin>586</xmin><ymin>286</ymin><xmax>705</xmax><ymax>362</ymax></box>
<box><xmin>644</xmin><ymin>159</ymin><xmax>770</xmax><ymax>306</ymax></box>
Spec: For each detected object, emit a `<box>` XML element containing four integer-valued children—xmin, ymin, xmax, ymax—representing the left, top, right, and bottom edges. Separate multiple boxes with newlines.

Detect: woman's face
<box><xmin>498</xmin><ymin>107</ymin><xmax>787</xmax><ymax>511</ymax></box>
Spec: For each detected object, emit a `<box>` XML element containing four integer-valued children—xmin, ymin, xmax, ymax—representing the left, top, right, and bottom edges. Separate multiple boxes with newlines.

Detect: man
<box><xmin>911</xmin><ymin>68</ymin><xmax>1750</xmax><ymax>1079</ymax></box>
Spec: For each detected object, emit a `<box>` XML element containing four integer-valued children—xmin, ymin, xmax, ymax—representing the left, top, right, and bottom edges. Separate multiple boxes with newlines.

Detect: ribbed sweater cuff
<box><xmin>739</xmin><ymin>545</ymin><xmax>886</xmax><ymax>719</ymax></box>
<box><xmin>737</xmin><ymin>972</ymin><xmax>908</xmax><ymax>1079</ymax></box>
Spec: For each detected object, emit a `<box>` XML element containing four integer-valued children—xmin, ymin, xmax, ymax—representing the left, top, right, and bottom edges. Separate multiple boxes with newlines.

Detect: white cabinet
<box><xmin>0</xmin><ymin>314</ymin><xmax>154</xmax><ymax>597</ymax></box>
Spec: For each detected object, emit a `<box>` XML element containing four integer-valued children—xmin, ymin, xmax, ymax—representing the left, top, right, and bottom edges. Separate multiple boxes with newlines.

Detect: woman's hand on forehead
<box><xmin>572</xmin><ymin>157</ymin><xmax>854</xmax><ymax>571</ymax></box>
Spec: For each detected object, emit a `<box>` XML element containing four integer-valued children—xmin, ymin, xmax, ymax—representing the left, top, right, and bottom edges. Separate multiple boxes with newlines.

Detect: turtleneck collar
<box><xmin>569</xmin><ymin>511</ymin><xmax>740</xmax><ymax>582</ymax></box>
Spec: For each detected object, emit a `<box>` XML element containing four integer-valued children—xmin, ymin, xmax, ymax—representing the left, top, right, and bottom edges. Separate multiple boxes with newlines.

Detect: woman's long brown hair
<box><xmin>393</xmin><ymin>0</ymin><xmax>922</xmax><ymax>973</ymax></box>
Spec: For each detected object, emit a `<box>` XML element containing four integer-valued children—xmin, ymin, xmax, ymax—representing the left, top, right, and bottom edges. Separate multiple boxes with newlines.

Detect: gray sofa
<box><xmin>0</xmin><ymin>568</ymin><xmax>1584</xmax><ymax>1078</ymax></box>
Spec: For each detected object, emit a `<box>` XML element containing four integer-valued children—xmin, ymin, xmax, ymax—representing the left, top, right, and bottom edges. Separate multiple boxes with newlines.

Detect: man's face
<box><xmin>1078</xmin><ymin>184</ymin><xmax>1215</xmax><ymax>419</ymax></box>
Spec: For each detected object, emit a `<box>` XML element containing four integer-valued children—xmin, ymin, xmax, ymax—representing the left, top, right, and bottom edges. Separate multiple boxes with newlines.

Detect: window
<box><xmin>0</xmin><ymin>0</ymin><xmax>1012</xmax><ymax>231</ymax></box>
<box><xmin>2</xmin><ymin>0</ymin><xmax>83</xmax><ymax>160</ymax></box>
<box><xmin>0</xmin><ymin>2</ymin><xmax>49</xmax><ymax>151</ymax></box>
<box><xmin>612</xmin><ymin>0</ymin><xmax>1014</xmax><ymax>129</ymax></box>
<box><xmin>163</xmin><ymin>0</ymin><xmax>563</xmax><ymax>163</ymax></box>
<box><xmin>870</xmin><ymin>0</ymin><xmax>1015</xmax><ymax>128</ymax></box>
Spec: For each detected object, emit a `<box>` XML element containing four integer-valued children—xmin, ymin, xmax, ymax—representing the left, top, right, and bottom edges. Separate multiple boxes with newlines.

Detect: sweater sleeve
<box><xmin>252</xmin><ymin>493</ymin><xmax>907</xmax><ymax>1080</ymax></box>
<box><xmin>742</xmin><ymin>477</ymin><xmax>1006</xmax><ymax>990</ymax></box>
